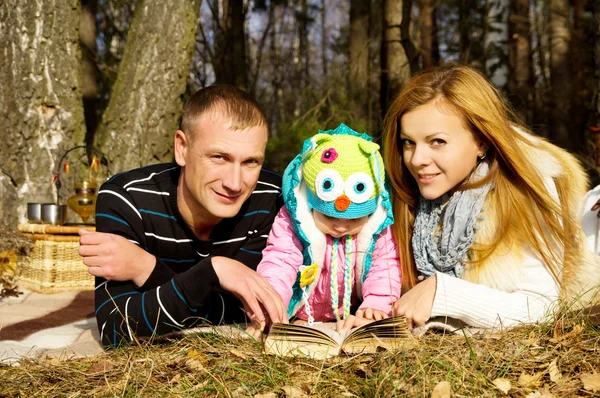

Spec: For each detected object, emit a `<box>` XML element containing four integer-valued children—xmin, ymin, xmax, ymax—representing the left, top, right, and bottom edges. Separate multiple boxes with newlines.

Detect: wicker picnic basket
<box><xmin>16</xmin><ymin>224</ymin><xmax>95</xmax><ymax>294</ymax></box>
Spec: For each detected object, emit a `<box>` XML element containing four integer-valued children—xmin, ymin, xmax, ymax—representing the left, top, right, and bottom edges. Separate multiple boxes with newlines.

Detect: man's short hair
<box><xmin>180</xmin><ymin>85</ymin><xmax>268</xmax><ymax>138</ymax></box>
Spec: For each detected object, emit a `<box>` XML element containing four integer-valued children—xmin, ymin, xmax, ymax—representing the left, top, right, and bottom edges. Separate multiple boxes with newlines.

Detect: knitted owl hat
<box><xmin>302</xmin><ymin>128</ymin><xmax>384</xmax><ymax>219</ymax></box>
<box><xmin>282</xmin><ymin>124</ymin><xmax>394</xmax><ymax>322</ymax></box>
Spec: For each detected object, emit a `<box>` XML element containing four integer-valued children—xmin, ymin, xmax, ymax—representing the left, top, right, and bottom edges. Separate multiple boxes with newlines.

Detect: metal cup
<box><xmin>41</xmin><ymin>203</ymin><xmax>67</xmax><ymax>225</ymax></box>
<box><xmin>27</xmin><ymin>202</ymin><xmax>42</xmax><ymax>224</ymax></box>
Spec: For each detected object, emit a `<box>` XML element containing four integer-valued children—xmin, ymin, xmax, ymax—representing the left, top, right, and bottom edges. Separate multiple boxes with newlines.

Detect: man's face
<box><xmin>174</xmin><ymin>112</ymin><xmax>268</xmax><ymax>226</ymax></box>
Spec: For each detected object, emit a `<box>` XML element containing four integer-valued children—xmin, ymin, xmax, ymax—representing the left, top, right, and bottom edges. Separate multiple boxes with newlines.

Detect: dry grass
<box><xmin>1</xmin><ymin>311</ymin><xmax>599</xmax><ymax>397</ymax></box>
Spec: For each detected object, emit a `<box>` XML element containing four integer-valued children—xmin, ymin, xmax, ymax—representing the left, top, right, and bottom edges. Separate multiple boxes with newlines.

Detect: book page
<box><xmin>342</xmin><ymin>316</ymin><xmax>410</xmax><ymax>354</ymax></box>
<box><xmin>264</xmin><ymin>323</ymin><xmax>343</xmax><ymax>359</ymax></box>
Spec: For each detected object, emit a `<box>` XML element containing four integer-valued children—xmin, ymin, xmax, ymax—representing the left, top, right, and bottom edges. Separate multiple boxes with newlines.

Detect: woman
<box><xmin>382</xmin><ymin>64</ymin><xmax>600</xmax><ymax>330</ymax></box>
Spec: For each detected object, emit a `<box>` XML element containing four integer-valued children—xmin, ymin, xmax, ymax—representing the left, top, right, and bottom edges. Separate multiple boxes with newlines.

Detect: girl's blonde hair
<box><xmin>382</xmin><ymin>64</ymin><xmax>587</xmax><ymax>292</ymax></box>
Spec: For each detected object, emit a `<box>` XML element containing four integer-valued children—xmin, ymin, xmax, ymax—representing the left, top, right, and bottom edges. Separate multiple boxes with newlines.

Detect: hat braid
<box><xmin>330</xmin><ymin>237</ymin><xmax>340</xmax><ymax>321</ymax></box>
<box><xmin>343</xmin><ymin>234</ymin><xmax>353</xmax><ymax>319</ymax></box>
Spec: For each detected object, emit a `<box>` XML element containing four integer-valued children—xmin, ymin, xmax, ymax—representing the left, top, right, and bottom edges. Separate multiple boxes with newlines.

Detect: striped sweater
<box><xmin>94</xmin><ymin>163</ymin><xmax>282</xmax><ymax>346</ymax></box>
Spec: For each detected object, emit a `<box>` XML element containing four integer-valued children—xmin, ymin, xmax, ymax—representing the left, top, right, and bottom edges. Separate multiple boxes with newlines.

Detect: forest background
<box><xmin>1</xmin><ymin>0</ymin><xmax>599</xmax><ymax>228</ymax></box>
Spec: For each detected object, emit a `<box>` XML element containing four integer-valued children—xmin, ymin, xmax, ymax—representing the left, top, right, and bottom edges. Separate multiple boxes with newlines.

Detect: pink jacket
<box><xmin>257</xmin><ymin>207</ymin><xmax>401</xmax><ymax>321</ymax></box>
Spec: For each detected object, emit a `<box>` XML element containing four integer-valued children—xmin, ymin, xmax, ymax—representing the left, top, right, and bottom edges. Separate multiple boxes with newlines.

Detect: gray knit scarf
<box><xmin>412</xmin><ymin>161</ymin><xmax>493</xmax><ymax>278</ymax></box>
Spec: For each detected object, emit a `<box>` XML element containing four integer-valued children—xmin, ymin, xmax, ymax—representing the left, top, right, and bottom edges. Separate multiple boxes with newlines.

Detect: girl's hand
<box><xmin>355</xmin><ymin>308</ymin><xmax>389</xmax><ymax>321</ymax></box>
<box><xmin>336</xmin><ymin>314</ymin><xmax>373</xmax><ymax>333</ymax></box>
<box><xmin>393</xmin><ymin>274</ymin><xmax>437</xmax><ymax>330</ymax></box>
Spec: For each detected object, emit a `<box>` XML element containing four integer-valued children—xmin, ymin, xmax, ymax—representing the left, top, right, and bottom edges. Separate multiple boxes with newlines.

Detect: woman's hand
<box><xmin>393</xmin><ymin>274</ymin><xmax>437</xmax><ymax>330</ymax></box>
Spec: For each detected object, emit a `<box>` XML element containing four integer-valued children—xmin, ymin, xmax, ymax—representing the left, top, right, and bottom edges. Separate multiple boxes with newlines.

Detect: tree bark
<box><xmin>594</xmin><ymin>0</ymin><xmax>600</xmax><ymax>167</ymax></box>
<box><xmin>508</xmin><ymin>0</ymin><xmax>533</xmax><ymax>124</ymax></box>
<box><xmin>94</xmin><ymin>0</ymin><xmax>201</xmax><ymax>174</ymax></box>
<box><xmin>214</xmin><ymin>0</ymin><xmax>248</xmax><ymax>90</ymax></box>
<box><xmin>401</xmin><ymin>0</ymin><xmax>419</xmax><ymax>74</ymax></box>
<box><xmin>0</xmin><ymin>0</ymin><xmax>86</xmax><ymax>227</ymax></box>
<box><xmin>380</xmin><ymin>0</ymin><xmax>410</xmax><ymax>120</ymax></box>
<box><xmin>81</xmin><ymin>0</ymin><xmax>100</xmax><ymax>146</ymax></box>
<box><xmin>459</xmin><ymin>0</ymin><xmax>474</xmax><ymax>63</ymax></box>
<box><xmin>420</xmin><ymin>0</ymin><xmax>439</xmax><ymax>69</ymax></box>
<box><xmin>549</xmin><ymin>0</ymin><xmax>573</xmax><ymax>151</ymax></box>
<box><xmin>485</xmin><ymin>0</ymin><xmax>509</xmax><ymax>89</ymax></box>
<box><xmin>571</xmin><ymin>0</ymin><xmax>588</xmax><ymax>153</ymax></box>
<box><xmin>349</xmin><ymin>0</ymin><xmax>371</xmax><ymax>121</ymax></box>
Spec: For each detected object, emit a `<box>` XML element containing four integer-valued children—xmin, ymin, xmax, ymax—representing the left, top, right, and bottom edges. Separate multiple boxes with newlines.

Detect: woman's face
<box><xmin>399</xmin><ymin>99</ymin><xmax>484</xmax><ymax>200</ymax></box>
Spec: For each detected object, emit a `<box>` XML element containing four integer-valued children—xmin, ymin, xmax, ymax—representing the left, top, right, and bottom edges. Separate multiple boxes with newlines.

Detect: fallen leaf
<box><xmin>187</xmin><ymin>348</ymin><xmax>206</xmax><ymax>361</ymax></box>
<box><xmin>525</xmin><ymin>389</ymin><xmax>555</xmax><ymax>398</ymax></box>
<box><xmin>185</xmin><ymin>358</ymin><xmax>204</xmax><ymax>371</ymax></box>
<box><xmin>493</xmin><ymin>378</ymin><xmax>512</xmax><ymax>394</ymax></box>
<box><xmin>431</xmin><ymin>381</ymin><xmax>452</xmax><ymax>398</ymax></box>
<box><xmin>581</xmin><ymin>373</ymin><xmax>600</xmax><ymax>392</ymax></box>
<box><xmin>230</xmin><ymin>348</ymin><xmax>247</xmax><ymax>360</ymax></box>
<box><xmin>254</xmin><ymin>393</ymin><xmax>277</xmax><ymax>398</ymax></box>
<box><xmin>339</xmin><ymin>393</ymin><xmax>358</xmax><ymax>397</ymax></box>
<box><xmin>393</xmin><ymin>379</ymin><xmax>408</xmax><ymax>390</ymax></box>
<box><xmin>548</xmin><ymin>359</ymin><xmax>562</xmax><ymax>383</ymax></box>
<box><xmin>519</xmin><ymin>372</ymin><xmax>543</xmax><ymax>388</ymax></box>
<box><xmin>169</xmin><ymin>373</ymin><xmax>181</xmax><ymax>383</ymax></box>
<box><xmin>281</xmin><ymin>385</ymin><xmax>308</xmax><ymax>397</ymax></box>
<box><xmin>86</xmin><ymin>360</ymin><xmax>115</xmax><ymax>375</ymax></box>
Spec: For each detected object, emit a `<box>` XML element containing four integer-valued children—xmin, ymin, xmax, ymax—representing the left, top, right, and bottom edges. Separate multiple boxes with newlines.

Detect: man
<box><xmin>79</xmin><ymin>85</ymin><xmax>286</xmax><ymax>346</ymax></box>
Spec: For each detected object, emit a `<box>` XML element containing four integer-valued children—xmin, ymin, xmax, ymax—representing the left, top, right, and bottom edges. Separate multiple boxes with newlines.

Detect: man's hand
<box><xmin>211</xmin><ymin>256</ymin><xmax>288</xmax><ymax>333</ymax></box>
<box><xmin>78</xmin><ymin>229</ymin><xmax>155</xmax><ymax>287</ymax></box>
<box><xmin>393</xmin><ymin>274</ymin><xmax>437</xmax><ymax>330</ymax></box>
<box><xmin>355</xmin><ymin>308</ymin><xmax>389</xmax><ymax>321</ymax></box>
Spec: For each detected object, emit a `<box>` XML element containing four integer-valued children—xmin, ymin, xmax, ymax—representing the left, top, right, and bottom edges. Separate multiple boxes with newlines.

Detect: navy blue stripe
<box><xmin>139</xmin><ymin>209</ymin><xmax>177</xmax><ymax>220</ymax></box>
<box><xmin>96</xmin><ymin>292</ymin><xmax>140</xmax><ymax>314</ymax></box>
<box><xmin>96</xmin><ymin>213</ymin><xmax>130</xmax><ymax>227</ymax></box>
<box><xmin>171</xmin><ymin>279</ymin><xmax>198</xmax><ymax>313</ymax></box>
<box><xmin>160</xmin><ymin>258</ymin><xmax>197</xmax><ymax>263</ymax></box>
<box><xmin>113</xmin><ymin>324</ymin><xmax>117</xmax><ymax>348</ymax></box>
<box><xmin>240</xmin><ymin>248</ymin><xmax>261</xmax><ymax>255</ymax></box>
<box><xmin>141</xmin><ymin>292</ymin><xmax>155</xmax><ymax>334</ymax></box>
<box><xmin>243</xmin><ymin>210</ymin><xmax>270</xmax><ymax>217</ymax></box>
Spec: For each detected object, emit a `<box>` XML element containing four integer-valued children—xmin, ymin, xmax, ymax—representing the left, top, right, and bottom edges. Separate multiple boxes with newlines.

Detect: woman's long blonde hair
<box><xmin>382</xmin><ymin>64</ymin><xmax>587</xmax><ymax>292</ymax></box>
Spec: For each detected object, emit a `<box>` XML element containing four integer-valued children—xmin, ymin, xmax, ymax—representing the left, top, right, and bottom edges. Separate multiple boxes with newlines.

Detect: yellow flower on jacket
<box><xmin>299</xmin><ymin>263</ymin><xmax>319</xmax><ymax>288</ymax></box>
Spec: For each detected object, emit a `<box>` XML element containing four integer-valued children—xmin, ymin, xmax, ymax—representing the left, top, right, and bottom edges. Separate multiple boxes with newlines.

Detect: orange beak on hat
<box><xmin>335</xmin><ymin>194</ymin><xmax>351</xmax><ymax>211</ymax></box>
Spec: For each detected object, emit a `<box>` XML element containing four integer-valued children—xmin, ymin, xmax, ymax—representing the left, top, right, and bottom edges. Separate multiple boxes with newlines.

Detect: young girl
<box><xmin>382</xmin><ymin>64</ymin><xmax>600</xmax><ymax>330</ymax></box>
<box><xmin>257</xmin><ymin>124</ymin><xmax>401</xmax><ymax>326</ymax></box>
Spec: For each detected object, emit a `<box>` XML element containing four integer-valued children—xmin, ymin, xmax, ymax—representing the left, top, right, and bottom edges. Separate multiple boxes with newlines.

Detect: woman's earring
<box><xmin>478</xmin><ymin>152</ymin><xmax>486</xmax><ymax>160</ymax></box>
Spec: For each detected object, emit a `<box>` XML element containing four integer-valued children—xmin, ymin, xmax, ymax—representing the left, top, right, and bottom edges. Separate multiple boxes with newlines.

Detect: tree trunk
<box><xmin>459</xmin><ymin>0</ymin><xmax>474</xmax><ymax>63</ymax></box>
<box><xmin>320</xmin><ymin>0</ymin><xmax>328</xmax><ymax>80</ymax></box>
<box><xmin>81</xmin><ymin>0</ymin><xmax>99</xmax><ymax>146</ymax></box>
<box><xmin>213</xmin><ymin>0</ymin><xmax>248</xmax><ymax>90</ymax></box>
<box><xmin>380</xmin><ymin>0</ymin><xmax>410</xmax><ymax>120</ymax></box>
<box><xmin>293</xmin><ymin>0</ymin><xmax>309</xmax><ymax>117</ymax></box>
<box><xmin>594</xmin><ymin>0</ymin><xmax>600</xmax><ymax>167</ymax></box>
<box><xmin>94</xmin><ymin>0</ymin><xmax>201</xmax><ymax>174</ymax></box>
<box><xmin>549</xmin><ymin>0</ymin><xmax>573</xmax><ymax>151</ymax></box>
<box><xmin>349</xmin><ymin>0</ymin><xmax>371</xmax><ymax>121</ymax></box>
<box><xmin>485</xmin><ymin>0</ymin><xmax>509</xmax><ymax>89</ymax></box>
<box><xmin>0</xmin><ymin>0</ymin><xmax>86</xmax><ymax>227</ymax></box>
<box><xmin>401</xmin><ymin>0</ymin><xmax>419</xmax><ymax>74</ymax></box>
<box><xmin>420</xmin><ymin>0</ymin><xmax>439</xmax><ymax>69</ymax></box>
<box><xmin>508</xmin><ymin>0</ymin><xmax>533</xmax><ymax>124</ymax></box>
<box><xmin>571</xmin><ymin>0</ymin><xmax>588</xmax><ymax>153</ymax></box>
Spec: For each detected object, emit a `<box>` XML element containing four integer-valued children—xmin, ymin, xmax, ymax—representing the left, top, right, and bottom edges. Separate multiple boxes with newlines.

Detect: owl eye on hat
<box><xmin>302</xmin><ymin>130</ymin><xmax>384</xmax><ymax>219</ymax></box>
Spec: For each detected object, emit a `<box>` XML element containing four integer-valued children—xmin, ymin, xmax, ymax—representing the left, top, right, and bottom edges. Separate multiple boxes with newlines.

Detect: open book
<box><xmin>264</xmin><ymin>316</ymin><xmax>410</xmax><ymax>359</ymax></box>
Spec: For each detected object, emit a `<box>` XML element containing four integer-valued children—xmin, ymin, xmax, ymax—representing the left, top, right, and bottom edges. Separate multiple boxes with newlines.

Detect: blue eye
<box><xmin>354</xmin><ymin>182</ymin><xmax>366</xmax><ymax>194</ymax></box>
<box><xmin>345</xmin><ymin>172</ymin><xmax>375</xmax><ymax>203</ymax></box>
<box><xmin>315</xmin><ymin>170</ymin><xmax>344</xmax><ymax>201</ymax></box>
<box><xmin>322</xmin><ymin>178</ymin><xmax>334</xmax><ymax>192</ymax></box>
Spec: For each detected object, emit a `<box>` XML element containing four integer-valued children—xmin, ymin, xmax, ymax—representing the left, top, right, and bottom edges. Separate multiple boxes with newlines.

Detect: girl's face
<box><xmin>399</xmin><ymin>99</ymin><xmax>484</xmax><ymax>200</ymax></box>
<box><xmin>313</xmin><ymin>211</ymin><xmax>369</xmax><ymax>238</ymax></box>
